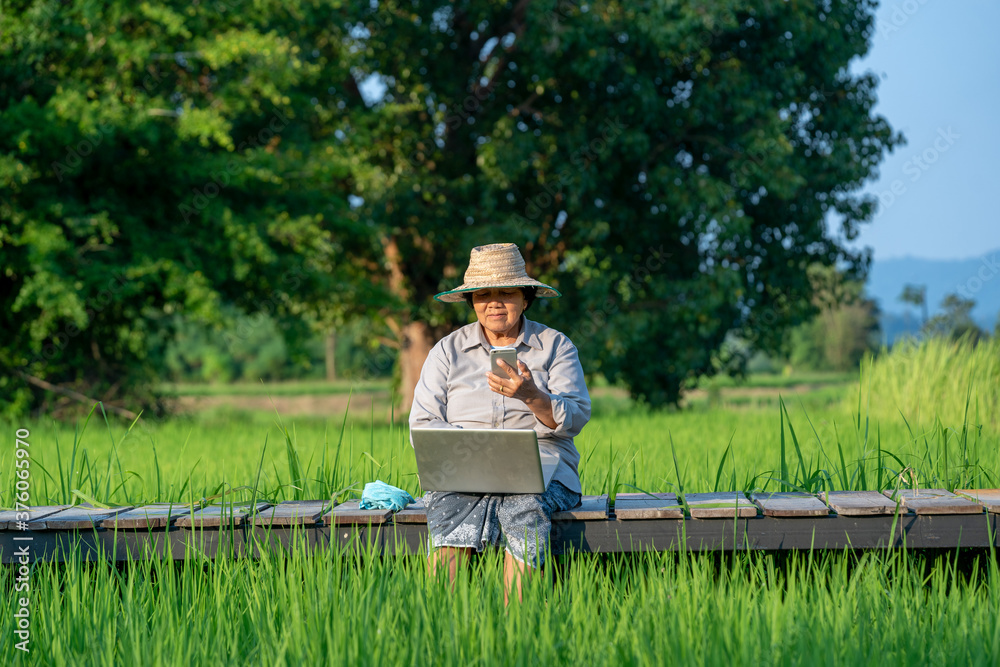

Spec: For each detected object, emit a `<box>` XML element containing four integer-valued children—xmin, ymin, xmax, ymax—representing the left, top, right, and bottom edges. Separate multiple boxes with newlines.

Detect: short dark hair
<box><xmin>464</xmin><ymin>287</ymin><xmax>537</xmax><ymax>311</ymax></box>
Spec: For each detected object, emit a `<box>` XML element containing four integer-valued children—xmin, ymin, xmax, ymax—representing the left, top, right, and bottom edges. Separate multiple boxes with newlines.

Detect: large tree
<box><xmin>349</xmin><ymin>0</ymin><xmax>902</xmax><ymax>408</ymax></box>
<box><xmin>2</xmin><ymin>0</ymin><xmax>903</xmax><ymax>417</ymax></box>
<box><xmin>0</xmin><ymin>1</ymin><xmax>384</xmax><ymax>416</ymax></box>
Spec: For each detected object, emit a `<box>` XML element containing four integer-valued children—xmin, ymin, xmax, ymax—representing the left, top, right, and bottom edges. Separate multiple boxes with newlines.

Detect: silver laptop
<box><xmin>411</xmin><ymin>428</ymin><xmax>559</xmax><ymax>493</ymax></box>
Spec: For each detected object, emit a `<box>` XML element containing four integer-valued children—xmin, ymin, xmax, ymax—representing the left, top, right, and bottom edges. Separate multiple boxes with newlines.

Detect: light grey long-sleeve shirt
<box><xmin>408</xmin><ymin>316</ymin><xmax>592</xmax><ymax>493</ymax></box>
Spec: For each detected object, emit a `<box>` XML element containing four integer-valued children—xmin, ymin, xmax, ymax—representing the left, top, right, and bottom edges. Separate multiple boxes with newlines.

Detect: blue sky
<box><xmin>846</xmin><ymin>0</ymin><xmax>1000</xmax><ymax>261</ymax></box>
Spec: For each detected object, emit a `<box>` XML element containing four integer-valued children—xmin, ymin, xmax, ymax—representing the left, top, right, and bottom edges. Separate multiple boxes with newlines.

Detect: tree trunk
<box><xmin>399</xmin><ymin>320</ymin><xmax>436</xmax><ymax>414</ymax></box>
<box><xmin>325</xmin><ymin>331</ymin><xmax>337</xmax><ymax>381</ymax></box>
<box><xmin>381</xmin><ymin>233</ymin><xmax>442</xmax><ymax>415</ymax></box>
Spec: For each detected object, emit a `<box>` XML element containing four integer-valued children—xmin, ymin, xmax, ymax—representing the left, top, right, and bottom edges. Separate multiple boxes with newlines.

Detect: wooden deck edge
<box><xmin>3</xmin><ymin>512</ymin><xmax>998</xmax><ymax>563</ymax></box>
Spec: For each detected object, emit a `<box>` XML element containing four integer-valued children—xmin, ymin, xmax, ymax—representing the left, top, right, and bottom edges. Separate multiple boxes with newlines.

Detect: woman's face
<box><xmin>472</xmin><ymin>288</ymin><xmax>525</xmax><ymax>338</ymax></box>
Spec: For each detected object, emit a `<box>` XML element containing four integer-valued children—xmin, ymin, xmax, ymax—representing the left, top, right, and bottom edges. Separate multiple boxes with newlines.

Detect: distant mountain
<box><xmin>865</xmin><ymin>250</ymin><xmax>1000</xmax><ymax>344</ymax></box>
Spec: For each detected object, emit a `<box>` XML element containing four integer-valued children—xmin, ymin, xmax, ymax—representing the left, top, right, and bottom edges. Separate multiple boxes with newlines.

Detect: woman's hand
<box><xmin>486</xmin><ymin>360</ymin><xmax>537</xmax><ymax>401</ymax></box>
<box><xmin>486</xmin><ymin>360</ymin><xmax>557</xmax><ymax>428</ymax></box>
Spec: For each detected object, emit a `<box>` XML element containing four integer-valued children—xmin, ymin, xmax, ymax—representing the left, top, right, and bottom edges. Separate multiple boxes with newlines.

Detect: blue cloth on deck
<box><xmin>359</xmin><ymin>481</ymin><xmax>415</xmax><ymax>512</ymax></box>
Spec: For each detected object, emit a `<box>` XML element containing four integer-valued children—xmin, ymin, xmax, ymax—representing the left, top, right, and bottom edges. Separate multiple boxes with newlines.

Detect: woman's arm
<box><xmin>408</xmin><ymin>343</ymin><xmax>458</xmax><ymax>437</ymax></box>
<box><xmin>521</xmin><ymin>373</ymin><xmax>557</xmax><ymax>429</ymax></box>
<box><xmin>533</xmin><ymin>338</ymin><xmax>591</xmax><ymax>438</ymax></box>
<box><xmin>487</xmin><ymin>337</ymin><xmax>590</xmax><ymax>436</ymax></box>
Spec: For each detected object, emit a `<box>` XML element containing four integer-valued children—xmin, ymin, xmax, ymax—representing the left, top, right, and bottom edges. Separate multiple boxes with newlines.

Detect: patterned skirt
<box><xmin>424</xmin><ymin>481</ymin><xmax>581</xmax><ymax>567</ymax></box>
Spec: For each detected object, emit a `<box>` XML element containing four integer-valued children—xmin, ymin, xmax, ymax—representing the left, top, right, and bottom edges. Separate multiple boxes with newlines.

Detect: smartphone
<box><xmin>490</xmin><ymin>348</ymin><xmax>519</xmax><ymax>377</ymax></box>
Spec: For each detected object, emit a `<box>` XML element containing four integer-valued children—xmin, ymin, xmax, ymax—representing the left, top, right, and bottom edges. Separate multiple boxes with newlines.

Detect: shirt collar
<box><xmin>458</xmin><ymin>316</ymin><xmax>544</xmax><ymax>351</ymax></box>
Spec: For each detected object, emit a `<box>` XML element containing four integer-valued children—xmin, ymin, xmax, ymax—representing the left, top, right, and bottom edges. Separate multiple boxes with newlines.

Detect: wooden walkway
<box><xmin>2</xmin><ymin>489</ymin><xmax>999</xmax><ymax>564</ymax></box>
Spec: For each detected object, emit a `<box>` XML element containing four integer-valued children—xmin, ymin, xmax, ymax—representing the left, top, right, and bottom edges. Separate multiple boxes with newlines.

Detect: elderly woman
<box><xmin>409</xmin><ymin>243</ymin><xmax>591</xmax><ymax>603</ymax></box>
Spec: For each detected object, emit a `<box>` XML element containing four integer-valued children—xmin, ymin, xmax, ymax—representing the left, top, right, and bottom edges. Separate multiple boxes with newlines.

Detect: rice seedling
<box><xmin>1</xmin><ymin>338</ymin><xmax>998</xmax><ymax>665</ymax></box>
<box><xmin>3</xmin><ymin>535</ymin><xmax>999</xmax><ymax>666</ymax></box>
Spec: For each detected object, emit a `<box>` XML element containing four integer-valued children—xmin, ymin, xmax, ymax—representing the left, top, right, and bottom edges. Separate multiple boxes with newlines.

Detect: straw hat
<box><xmin>434</xmin><ymin>243</ymin><xmax>561</xmax><ymax>303</ymax></box>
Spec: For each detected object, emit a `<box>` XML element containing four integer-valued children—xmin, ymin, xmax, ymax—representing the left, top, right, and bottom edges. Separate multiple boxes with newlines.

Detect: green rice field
<box><xmin>3</xmin><ymin>337</ymin><xmax>1000</xmax><ymax>665</ymax></box>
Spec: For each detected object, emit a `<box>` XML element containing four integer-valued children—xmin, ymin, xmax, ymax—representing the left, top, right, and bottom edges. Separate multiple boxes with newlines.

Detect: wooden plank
<box><xmin>252</xmin><ymin>501</ymin><xmax>328</xmax><ymax>526</ymax></box>
<box><xmin>752</xmin><ymin>492</ymin><xmax>829</xmax><ymax>517</ymax></box>
<box><xmin>392</xmin><ymin>498</ymin><xmax>428</xmax><ymax>524</ymax></box>
<box><xmin>552</xmin><ymin>495</ymin><xmax>608</xmax><ymax>521</ymax></box>
<box><xmin>955</xmin><ymin>489</ymin><xmax>1000</xmax><ymax>514</ymax></box>
<box><xmin>5</xmin><ymin>510</ymin><xmax>1000</xmax><ymax>561</ymax></box>
<box><xmin>323</xmin><ymin>499</ymin><xmax>392</xmax><ymax>525</ymax></box>
<box><xmin>614</xmin><ymin>492</ymin><xmax>683</xmax><ymax>520</ymax></box>
<box><xmin>685</xmin><ymin>492</ymin><xmax>757</xmax><ymax>519</ymax></box>
<box><xmin>101</xmin><ymin>503</ymin><xmax>193</xmax><ymax>529</ymax></box>
<box><xmin>820</xmin><ymin>491</ymin><xmax>899</xmax><ymax>516</ymax></box>
<box><xmin>884</xmin><ymin>488</ymin><xmax>983</xmax><ymax>515</ymax></box>
<box><xmin>31</xmin><ymin>504</ymin><xmax>134</xmax><ymax>530</ymax></box>
<box><xmin>176</xmin><ymin>502</ymin><xmax>271</xmax><ymax>528</ymax></box>
<box><xmin>0</xmin><ymin>506</ymin><xmax>68</xmax><ymax>530</ymax></box>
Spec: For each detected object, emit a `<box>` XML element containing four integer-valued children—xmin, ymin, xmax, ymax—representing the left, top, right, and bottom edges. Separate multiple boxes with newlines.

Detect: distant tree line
<box><xmin>770</xmin><ymin>279</ymin><xmax>997</xmax><ymax>375</ymax></box>
<box><xmin>897</xmin><ymin>283</ymin><xmax>993</xmax><ymax>343</ymax></box>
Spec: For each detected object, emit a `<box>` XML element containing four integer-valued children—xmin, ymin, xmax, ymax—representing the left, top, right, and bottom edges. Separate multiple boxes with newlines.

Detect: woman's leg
<box><xmin>429</xmin><ymin>546</ymin><xmax>475</xmax><ymax>584</ymax></box>
<box><xmin>497</xmin><ymin>482</ymin><xmax>581</xmax><ymax>604</ymax></box>
<box><xmin>424</xmin><ymin>491</ymin><xmax>500</xmax><ymax>588</ymax></box>
<box><xmin>503</xmin><ymin>550</ymin><xmax>534</xmax><ymax>605</ymax></box>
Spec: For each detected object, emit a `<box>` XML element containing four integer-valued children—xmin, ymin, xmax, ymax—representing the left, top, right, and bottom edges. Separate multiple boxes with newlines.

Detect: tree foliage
<box><xmin>350</xmin><ymin>0</ymin><xmax>902</xmax><ymax>406</ymax></box>
<box><xmin>0</xmin><ymin>1</ymin><xmax>382</xmax><ymax>415</ymax></box>
<box><xmin>924</xmin><ymin>293</ymin><xmax>987</xmax><ymax>344</ymax></box>
<box><xmin>898</xmin><ymin>283</ymin><xmax>928</xmax><ymax>326</ymax></box>
<box><xmin>786</xmin><ymin>264</ymin><xmax>880</xmax><ymax>371</ymax></box>
<box><xmin>1</xmin><ymin>0</ymin><xmax>903</xmax><ymax>416</ymax></box>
